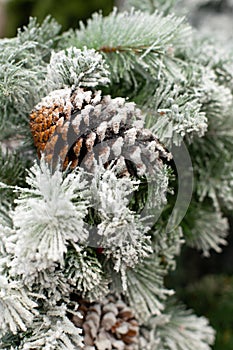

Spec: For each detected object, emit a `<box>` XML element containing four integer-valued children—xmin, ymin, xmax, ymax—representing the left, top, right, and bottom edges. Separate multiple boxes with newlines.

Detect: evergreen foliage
<box><xmin>0</xmin><ymin>0</ymin><xmax>232</xmax><ymax>348</ymax></box>
<box><xmin>59</xmin><ymin>8</ymin><xmax>191</xmax><ymax>84</ymax></box>
<box><xmin>0</xmin><ymin>16</ymin><xmax>61</xmax><ymax>135</ymax></box>
<box><xmin>156</xmin><ymin>302</ymin><xmax>215</xmax><ymax>349</ymax></box>
<box><xmin>47</xmin><ymin>47</ymin><xmax>110</xmax><ymax>90</ymax></box>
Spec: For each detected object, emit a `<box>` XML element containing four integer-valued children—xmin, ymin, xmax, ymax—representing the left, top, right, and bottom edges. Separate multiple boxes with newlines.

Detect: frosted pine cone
<box><xmin>30</xmin><ymin>87</ymin><xmax>171</xmax><ymax>175</ymax></box>
<box><xmin>71</xmin><ymin>294</ymin><xmax>139</xmax><ymax>350</ymax></box>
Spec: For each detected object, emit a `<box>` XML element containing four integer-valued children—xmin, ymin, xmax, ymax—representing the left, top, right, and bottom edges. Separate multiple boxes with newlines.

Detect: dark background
<box><xmin>0</xmin><ymin>0</ymin><xmax>114</xmax><ymax>37</ymax></box>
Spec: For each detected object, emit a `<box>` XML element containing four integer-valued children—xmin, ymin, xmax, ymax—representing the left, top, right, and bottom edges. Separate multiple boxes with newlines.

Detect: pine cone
<box><xmin>71</xmin><ymin>295</ymin><xmax>139</xmax><ymax>350</ymax></box>
<box><xmin>30</xmin><ymin>87</ymin><xmax>171</xmax><ymax>175</ymax></box>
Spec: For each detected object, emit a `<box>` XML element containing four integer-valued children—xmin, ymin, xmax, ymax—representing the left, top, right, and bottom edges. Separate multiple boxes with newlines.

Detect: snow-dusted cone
<box><xmin>71</xmin><ymin>294</ymin><xmax>139</xmax><ymax>350</ymax></box>
<box><xmin>30</xmin><ymin>87</ymin><xmax>171</xmax><ymax>175</ymax></box>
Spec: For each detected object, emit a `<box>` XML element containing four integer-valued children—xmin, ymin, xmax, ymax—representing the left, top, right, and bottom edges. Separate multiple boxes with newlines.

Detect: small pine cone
<box><xmin>71</xmin><ymin>295</ymin><xmax>139</xmax><ymax>350</ymax></box>
<box><xmin>30</xmin><ymin>87</ymin><xmax>171</xmax><ymax>175</ymax></box>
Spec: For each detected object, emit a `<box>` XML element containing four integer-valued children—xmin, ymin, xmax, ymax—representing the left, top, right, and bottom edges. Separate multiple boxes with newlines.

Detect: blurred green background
<box><xmin>0</xmin><ymin>0</ymin><xmax>114</xmax><ymax>37</ymax></box>
<box><xmin>1</xmin><ymin>1</ymin><xmax>233</xmax><ymax>349</ymax></box>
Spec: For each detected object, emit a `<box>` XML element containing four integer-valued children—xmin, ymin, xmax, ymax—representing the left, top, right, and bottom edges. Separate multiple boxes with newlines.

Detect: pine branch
<box><xmin>156</xmin><ymin>301</ymin><xmax>215</xmax><ymax>350</ymax></box>
<box><xmin>19</xmin><ymin>266</ymin><xmax>72</xmax><ymax>306</ymax></box>
<box><xmin>0</xmin><ymin>147</ymin><xmax>28</xmax><ymax>203</ymax></box>
<box><xmin>18</xmin><ymin>304</ymin><xmax>83</xmax><ymax>350</ymax></box>
<box><xmin>140</xmin><ymin>299</ymin><xmax>215</xmax><ymax>349</ymax></box>
<box><xmin>190</xmin><ymin>124</ymin><xmax>233</xmax><ymax>210</ymax></box>
<box><xmin>152</xmin><ymin>224</ymin><xmax>185</xmax><ymax>270</ymax></box>
<box><xmin>47</xmin><ymin>47</ymin><xmax>110</xmax><ymax>90</ymax></box>
<box><xmin>144</xmin><ymin>80</ymin><xmax>207</xmax><ymax>146</ymax></box>
<box><xmin>186</xmin><ymin>33</ymin><xmax>233</xmax><ymax>91</ymax></box>
<box><xmin>126</xmin><ymin>254</ymin><xmax>174</xmax><ymax>322</ymax></box>
<box><xmin>119</xmin><ymin>0</ymin><xmax>177</xmax><ymax>14</ymax></box>
<box><xmin>59</xmin><ymin>8</ymin><xmax>192</xmax><ymax>84</ymax></box>
<box><xmin>64</xmin><ymin>246</ymin><xmax>109</xmax><ymax>301</ymax></box>
<box><xmin>10</xmin><ymin>158</ymin><xmax>89</xmax><ymax>278</ymax></box>
<box><xmin>88</xmin><ymin>164</ymin><xmax>153</xmax><ymax>290</ymax></box>
<box><xmin>0</xmin><ymin>201</ymin><xmax>16</xmax><ymax>278</ymax></box>
<box><xmin>0</xmin><ymin>277</ymin><xmax>38</xmax><ymax>336</ymax></box>
<box><xmin>17</xmin><ymin>16</ymin><xmax>61</xmax><ymax>60</ymax></box>
<box><xmin>0</xmin><ymin>16</ymin><xmax>61</xmax><ymax>135</ymax></box>
<box><xmin>182</xmin><ymin>201</ymin><xmax>228</xmax><ymax>256</ymax></box>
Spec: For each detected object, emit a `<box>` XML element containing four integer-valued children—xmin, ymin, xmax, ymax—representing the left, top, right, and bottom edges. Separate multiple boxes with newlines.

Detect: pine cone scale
<box><xmin>30</xmin><ymin>87</ymin><xmax>171</xmax><ymax>174</ymax></box>
<box><xmin>71</xmin><ymin>295</ymin><xmax>140</xmax><ymax>349</ymax></box>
